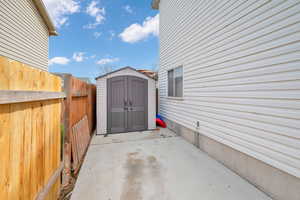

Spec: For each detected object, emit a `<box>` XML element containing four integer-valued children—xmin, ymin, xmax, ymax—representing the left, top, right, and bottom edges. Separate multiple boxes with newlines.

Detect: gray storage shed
<box><xmin>96</xmin><ymin>67</ymin><xmax>156</xmax><ymax>135</ymax></box>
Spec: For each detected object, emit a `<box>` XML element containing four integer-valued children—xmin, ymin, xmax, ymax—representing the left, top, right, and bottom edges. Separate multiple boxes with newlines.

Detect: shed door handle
<box><xmin>124</xmin><ymin>100</ymin><xmax>128</xmax><ymax>111</ymax></box>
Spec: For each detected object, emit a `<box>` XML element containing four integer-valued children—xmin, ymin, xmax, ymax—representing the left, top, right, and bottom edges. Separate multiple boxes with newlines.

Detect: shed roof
<box><xmin>95</xmin><ymin>67</ymin><xmax>156</xmax><ymax>80</ymax></box>
<box><xmin>32</xmin><ymin>0</ymin><xmax>58</xmax><ymax>36</ymax></box>
<box><xmin>137</xmin><ymin>69</ymin><xmax>158</xmax><ymax>80</ymax></box>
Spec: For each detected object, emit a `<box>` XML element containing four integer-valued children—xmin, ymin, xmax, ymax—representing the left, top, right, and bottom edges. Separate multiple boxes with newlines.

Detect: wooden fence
<box><xmin>57</xmin><ymin>74</ymin><xmax>96</xmax><ymax>188</ymax></box>
<box><xmin>0</xmin><ymin>56</ymin><xmax>64</xmax><ymax>200</ymax></box>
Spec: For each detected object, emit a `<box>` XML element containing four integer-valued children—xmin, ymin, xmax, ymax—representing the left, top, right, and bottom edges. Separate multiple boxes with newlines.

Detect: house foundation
<box><xmin>164</xmin><ymin>118</ymin><xmax>300</xmax><ymax>200</ymax></box>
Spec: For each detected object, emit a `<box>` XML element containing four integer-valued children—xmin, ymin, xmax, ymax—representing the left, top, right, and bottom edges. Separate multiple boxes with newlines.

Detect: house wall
<box><xmin>158</xmin><ymin>0</ymin><xmax>300</xmax><ymax>199</ymax></box>
<box><xmin>96</xmin><ymin>68</ymin><xmax>156</xmax><ymax>134</ymax></box>
<box><xmin>0</xmin><ymin>0</ymin><xmax>49</xmax><ymax>71</ymax></box>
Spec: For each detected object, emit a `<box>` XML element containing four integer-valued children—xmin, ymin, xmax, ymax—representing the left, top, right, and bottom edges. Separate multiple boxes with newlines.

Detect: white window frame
<box><xmin>167</xmin><ymin>65</ymin><xmax>183</xmax><ymax>98</ymax></box>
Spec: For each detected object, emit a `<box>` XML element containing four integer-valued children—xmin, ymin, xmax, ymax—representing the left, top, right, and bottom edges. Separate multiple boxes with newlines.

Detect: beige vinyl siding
<box><xmin>0</xmin><ymin>0</ymin><xmax>49</xmax><ymax>71</ymax></box>
<box><xmin>159</xmin><ymin>0</ymin><xmax>300</xmax><ymax>178</ymax></box>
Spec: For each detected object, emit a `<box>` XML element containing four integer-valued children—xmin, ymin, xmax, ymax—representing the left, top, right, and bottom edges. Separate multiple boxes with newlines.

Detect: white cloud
<box><xmin>43</xmin><ymin>0</ymin><xmax>80</xmax><ymax>28</ymax></box>
<box><xmin>96</xmin><ymin>58</ymin><xmax>119</xmax><ymax>65</ymax></box>
<box><xmin>119</xmin><ymin>14</ymin><xmax>159</xmax><ymax>43</ymax></box>
<box><xmin>123</xmin><ymin>5</ymin><xmax>133</xmax><ymax>14</ymax></box>
<box><xmin>84</xmin><ymin>1</ymin><xmax>105</xmax><ymax>29</ymax></box>
<box><xmin>94</xmin><ymin>32</ymin><xmax>102</xmax><ymax>39</ymax></box>
<box><xmin>109</xmin><ymin>30</ymin><xmax>115</xmax><ymax>40</ymax></box>
<box><xmin>72</xmin><ymin>52</ymin><xmax>86</xmax><ymax>62</ymax></box>
<box><xmin>49</xmin><ymin>57</ymin><xmax>70</xmax><ymax>65</ymax></box>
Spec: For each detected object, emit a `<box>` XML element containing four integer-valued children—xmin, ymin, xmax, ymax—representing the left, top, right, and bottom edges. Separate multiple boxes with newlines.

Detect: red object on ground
<box><xmin>156</xmin><ymin>118</ymin><xmax>167</xmax><ymax>128</ymax></box>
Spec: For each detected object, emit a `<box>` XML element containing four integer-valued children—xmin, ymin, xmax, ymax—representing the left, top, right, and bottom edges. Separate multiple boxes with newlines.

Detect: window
<box><xmin>168</xmin><ymin>66</ymin><xmax>183</xmax><ymax>97</ymax></box>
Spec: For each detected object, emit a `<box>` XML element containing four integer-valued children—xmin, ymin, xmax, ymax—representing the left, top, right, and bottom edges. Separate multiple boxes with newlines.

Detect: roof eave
<box><xmin>95</xmin><ymin>66</ymin><xmax>156</xmax><ymax>80</ymax></box>
<box><xmin>50</xmin><ymin>30</ymin><xmax>59</xmax><ymax>36</ymax></box>
<box><xmin>152</xmin><ymin>0</ymin><xmax>160</xmax><ymax>10</ymax></box>
<box><xmin>32</xmin><ymin>0</ymin><xmax>58</xmax><ymax>36</ymax></box>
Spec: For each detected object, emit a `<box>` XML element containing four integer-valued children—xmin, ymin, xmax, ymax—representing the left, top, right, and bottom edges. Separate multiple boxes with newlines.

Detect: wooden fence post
<box><xmin>61</xmin><ymin>74</ymin><xmax>72</xmax><ymax>187</ymax></box>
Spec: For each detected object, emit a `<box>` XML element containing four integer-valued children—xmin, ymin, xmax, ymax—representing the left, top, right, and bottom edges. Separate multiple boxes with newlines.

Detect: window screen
<box><xmin>168</xmin><ymin>66</ymin><xmax>183</xmax><ymax>97</ymax></box>
<box><xmin>168</xmin><ymin>70</ymin><xmax>174</xmax><ymax>96</ymax></box>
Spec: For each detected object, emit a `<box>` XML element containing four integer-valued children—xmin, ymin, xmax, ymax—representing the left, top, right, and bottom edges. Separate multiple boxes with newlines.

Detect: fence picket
<box><xmin>0</xmin><ymin>56</ymin><xmax>62</xmax><ymax>200</ymax></box>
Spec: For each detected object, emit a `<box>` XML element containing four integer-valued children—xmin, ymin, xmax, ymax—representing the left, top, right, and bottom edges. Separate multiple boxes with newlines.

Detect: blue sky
<box><xmin>44</xmin><ymin>0</ymin><xmax>159</xmax><ymax>81</ymax></box>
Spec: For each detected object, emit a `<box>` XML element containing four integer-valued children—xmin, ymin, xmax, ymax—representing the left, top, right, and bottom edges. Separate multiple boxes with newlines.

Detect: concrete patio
<box><xmin>71</xmin><ymin>129</ymin><xmax>272</xmax><ymax>200</ymax></box>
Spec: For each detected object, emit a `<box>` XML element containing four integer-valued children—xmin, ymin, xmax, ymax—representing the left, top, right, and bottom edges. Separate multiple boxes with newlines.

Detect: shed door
<box><xmin>107</xmin><ymin>76</ymin><xmax>148</xmax><ymax>134</ymax></box>
<box><xmin>127</xmin><ymin>76</ymin><xmax>148</xmax><ymax>132</ymax></box>
<box><xmin>107</xmin><ymin>76</ymin><xmax>127</xmax><ymax>133</ymax></box>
